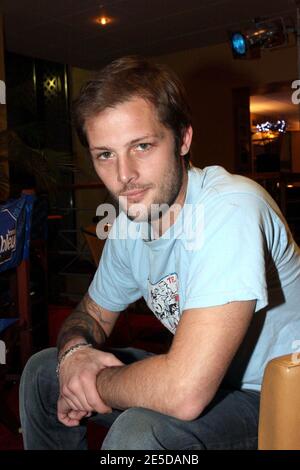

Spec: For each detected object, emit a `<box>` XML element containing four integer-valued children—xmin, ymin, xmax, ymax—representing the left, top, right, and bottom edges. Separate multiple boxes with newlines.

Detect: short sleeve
<box><xmin>183</xmin><ymin>193</ymin><xmax>270</xmax><ymax>312</ymax></box>
<box><xmin>88</xmin><ymin>236</ymin><xmax>142</xmax><ymax>312</ymax></box>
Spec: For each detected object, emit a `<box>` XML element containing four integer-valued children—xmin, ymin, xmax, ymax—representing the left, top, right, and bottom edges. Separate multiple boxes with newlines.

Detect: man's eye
<box><xmin>97</xmin><ymin>151</ymin><xmax>112</xmax><ymax>160</ymax></box>
<box><xmin>136</xmin><ymin>143</ymin><xmax>151</xmax><ymax>151</ymax></box>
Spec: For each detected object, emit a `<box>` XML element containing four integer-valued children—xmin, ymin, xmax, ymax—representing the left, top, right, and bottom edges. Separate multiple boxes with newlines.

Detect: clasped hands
<box><xmin>57</xmin><ymin>347</ymin><xmax>123</xmax><ymax>427</ymax></box>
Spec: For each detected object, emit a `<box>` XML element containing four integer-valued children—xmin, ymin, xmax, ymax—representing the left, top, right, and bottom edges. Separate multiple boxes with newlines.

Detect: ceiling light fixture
<box><xmin>96</xmin><ymin>16</ymin><xmax>110</xmax><ymax>26</ymax></box>
<box><xmin>229</xmin><ymin>17</ymin><xmax>289</xmax><ymax>59</ymax></box>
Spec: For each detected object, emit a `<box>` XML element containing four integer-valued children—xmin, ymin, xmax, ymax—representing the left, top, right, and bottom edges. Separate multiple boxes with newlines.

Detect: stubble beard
<box><xmin>107</xmin><ymin>153</ymin><xmax>184</xmax><ymax>223</ymax></box>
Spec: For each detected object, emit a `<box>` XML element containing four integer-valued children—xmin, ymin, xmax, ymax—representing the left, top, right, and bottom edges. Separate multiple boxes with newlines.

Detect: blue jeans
<box><xmin>19</xmin><ymin>347</ymin><xmax>260</xmax><ymax>450</ymax></box>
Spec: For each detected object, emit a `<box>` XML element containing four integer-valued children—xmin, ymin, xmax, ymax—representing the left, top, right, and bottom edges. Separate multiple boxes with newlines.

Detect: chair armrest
<box><xmin>258</xmin><ymin>353</ymin><xmax>300</xmax><ymax>450</ymax></box>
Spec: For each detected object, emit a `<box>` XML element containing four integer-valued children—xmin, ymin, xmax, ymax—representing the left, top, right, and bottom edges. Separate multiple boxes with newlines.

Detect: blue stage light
<box><xmin>229</xmin><ymin>18</ymin><xmax>288</xmax><ymax>59</ymax></box>
<box><xmin>231</xmin><ymin>32</ymin><xmax>247</xmax><ymax>56</ymax></box>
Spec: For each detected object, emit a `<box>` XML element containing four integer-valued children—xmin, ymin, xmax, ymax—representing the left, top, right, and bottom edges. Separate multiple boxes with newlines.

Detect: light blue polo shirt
<box><xmin>89</xmin><ymin>166</ymin><xmax>300</xmax><ymax>391</ymax></box>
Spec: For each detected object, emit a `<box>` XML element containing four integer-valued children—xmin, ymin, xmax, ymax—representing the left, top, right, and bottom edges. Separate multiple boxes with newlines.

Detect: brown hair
<box><xmin>73</xmin><ymin>56</ymin><xmax>192</xmax><ymax>168</ymax></box>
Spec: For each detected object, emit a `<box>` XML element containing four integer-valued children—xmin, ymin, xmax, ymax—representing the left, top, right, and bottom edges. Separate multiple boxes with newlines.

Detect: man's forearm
<box><xmin>57</xmin><ymin>295</ymin><xmax>107</xmax><ymax>355</ymax></box>
<box><xmin>96</xmin><ymin>354</ymin><xmax>182</xmax><ymax>418</ymax></box>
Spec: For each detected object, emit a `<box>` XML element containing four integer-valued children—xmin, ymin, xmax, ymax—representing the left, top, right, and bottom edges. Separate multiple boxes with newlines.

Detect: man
<box><xmin>20</xmin><ymin>56</ymin><xmax>300</xmax><ymax>450</ymax></box>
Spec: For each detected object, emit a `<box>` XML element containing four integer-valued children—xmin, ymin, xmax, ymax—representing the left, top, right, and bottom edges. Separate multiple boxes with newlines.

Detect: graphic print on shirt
<box><xmin>147</xmin><ymin>273</ymin><xmax>180</xmax><ymax>334</ymax></box>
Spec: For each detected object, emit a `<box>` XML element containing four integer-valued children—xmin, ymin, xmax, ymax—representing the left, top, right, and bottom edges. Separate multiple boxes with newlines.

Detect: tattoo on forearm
<box><xmin>57</xmin><ymin>295</ymin><xmax>109</xmax><ymax>352</ymax></box>
<box><xmin>84</xmin><ymin>295</ymin><xmax>113</xmax><ymax>326</ymax></box>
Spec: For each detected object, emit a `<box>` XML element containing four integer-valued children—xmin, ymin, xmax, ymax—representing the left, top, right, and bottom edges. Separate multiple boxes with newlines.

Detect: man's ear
<box><xmin>180</xmin><ymin>126</ymin><xmax>193</xmax><ymax>156</ymax></box>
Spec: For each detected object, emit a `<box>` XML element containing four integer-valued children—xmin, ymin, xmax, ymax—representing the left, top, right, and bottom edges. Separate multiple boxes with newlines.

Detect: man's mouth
<box><xmin>120</xmin><ymin>187</ymin><xmax>150</xmax><ymax>201</ymax></box>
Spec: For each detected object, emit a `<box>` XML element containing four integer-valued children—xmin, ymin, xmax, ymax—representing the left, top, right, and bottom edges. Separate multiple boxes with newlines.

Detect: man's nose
<box><xmin>117</xmin><ymin>154</ymin><xmax>138</xmax><ymax>184</ymax></box>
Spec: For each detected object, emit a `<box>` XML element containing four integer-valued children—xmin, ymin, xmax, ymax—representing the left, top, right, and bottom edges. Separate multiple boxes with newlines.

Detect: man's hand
<box><xmin>57</xmin><ymin>346</ymin><xmax>124</xmax><ymax>426</ymax></box>
<box><xmin>57</xmin><ymin>396</ymin><xmax>91</xmax><ymax>427</ymax></box>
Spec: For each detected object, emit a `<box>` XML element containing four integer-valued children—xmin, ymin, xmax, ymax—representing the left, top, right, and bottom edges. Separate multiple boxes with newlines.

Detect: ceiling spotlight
<box><xmin>229</xmin><ymin>17</ymin><xmax>288</xmax><ymax>59</ymax></box>
<box><xmin>96</xmin><ymin>16</ymin><xmax>110</xmax><ymax>26</ymax></box>
<box><xmin>230</xmin><ymin>32</ymin><xmax>247</xmax><ymax>57</ymax></box>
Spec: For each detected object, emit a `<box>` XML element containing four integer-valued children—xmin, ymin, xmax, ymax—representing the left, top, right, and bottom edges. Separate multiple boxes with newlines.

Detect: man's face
<box><xmin>86</xmin><ymin>96</ymin><xmax>191</xmax><ymax>222</ymax></box>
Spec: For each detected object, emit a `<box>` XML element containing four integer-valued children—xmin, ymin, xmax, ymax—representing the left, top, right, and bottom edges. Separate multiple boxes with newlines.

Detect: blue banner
<box><xmin>0</xmin><ymin>193</ymin><xmax>35</xmax><ymax>273</ymax></box>
<box><xmin>0</xmin><ymin>318</ymin><xmax>18</xmax><ymax>334</ymax></box>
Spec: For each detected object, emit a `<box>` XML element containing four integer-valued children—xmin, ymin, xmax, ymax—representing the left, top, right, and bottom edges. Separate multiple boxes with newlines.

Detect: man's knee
<box><xmin>101</xmin><ymin>408</ymin><xmax>159</xmax><ymax>450</ymax></box>
<box><xmin>21</xmin><ymin>347</ymin><xmax>57</xmax><ymax>383</ymax></box>
<box><xmin>20</xmin><ymin>347</ymin><xmax>58</xmax><ymax>409</ymax></box>
<box><xmin>101</xmin><ymin>407</ymin><xmax>204</xmax><ymax>450</ymax></box>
